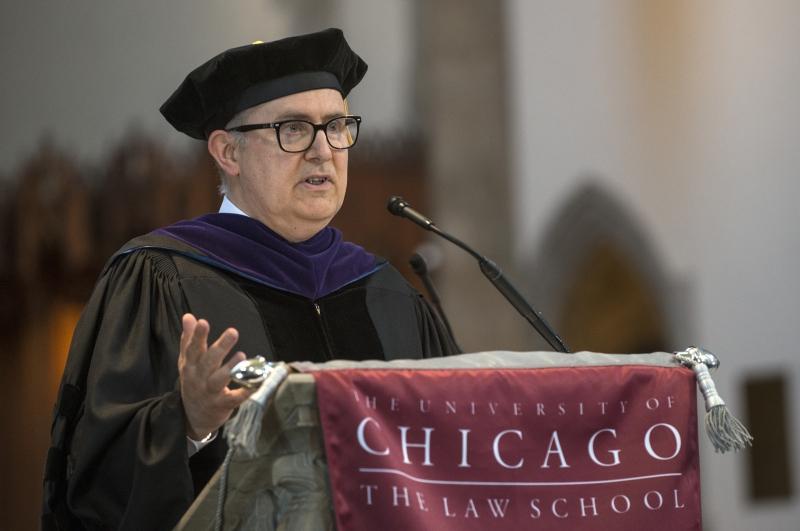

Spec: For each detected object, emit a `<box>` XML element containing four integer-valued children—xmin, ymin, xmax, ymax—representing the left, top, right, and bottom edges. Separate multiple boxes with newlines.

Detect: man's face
<box><xmin>228</xmin><ymin>88</ymin><xmax>349</xmax><ymax>242</ymax></box>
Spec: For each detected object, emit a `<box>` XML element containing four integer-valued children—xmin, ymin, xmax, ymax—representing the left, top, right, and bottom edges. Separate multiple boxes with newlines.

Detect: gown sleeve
<box><xmin>64</xmin><ymin>249</ymin><xmax>196</xmax><ymax>530</ymax></box>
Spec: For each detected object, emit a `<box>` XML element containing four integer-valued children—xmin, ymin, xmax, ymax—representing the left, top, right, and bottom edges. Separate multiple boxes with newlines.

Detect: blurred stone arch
<box><xmin>523</xmin><ymin>181</ymin><xmax>683</xmax><ymax>354</ymax></box>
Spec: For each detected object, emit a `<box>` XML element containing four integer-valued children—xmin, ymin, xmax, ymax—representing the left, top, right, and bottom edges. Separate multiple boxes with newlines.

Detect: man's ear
<box><xmin>207</xmin><ymin>130</ymin><xmax>241</xmax><ymax>177</ymax></box>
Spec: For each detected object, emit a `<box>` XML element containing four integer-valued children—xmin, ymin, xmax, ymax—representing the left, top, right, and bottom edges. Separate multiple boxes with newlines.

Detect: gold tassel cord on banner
<box><xmin>674</xmin><ymin>347</ymin><xmax>754</xmax><ymax>453</ymax></box>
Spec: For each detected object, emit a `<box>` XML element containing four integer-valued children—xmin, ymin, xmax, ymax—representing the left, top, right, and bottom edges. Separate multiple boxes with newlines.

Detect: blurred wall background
<box><xmin>1</xmin><ymin>1</ymin><xmax>797</xmax><ymax>529</ymax></box>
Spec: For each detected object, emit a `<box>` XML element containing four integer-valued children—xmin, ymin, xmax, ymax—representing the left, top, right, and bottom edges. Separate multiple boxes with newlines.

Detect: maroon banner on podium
<box><xmin>314</xmin><ymin>365</ymin><xmax>701</xmax><ymax>531</ymax></box>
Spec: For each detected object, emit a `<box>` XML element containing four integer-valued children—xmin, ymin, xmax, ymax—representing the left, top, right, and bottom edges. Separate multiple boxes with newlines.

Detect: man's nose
<box><xmin>305</xmin><ymin>129</ymin><xmax>333</xmax><ymax>160</ymax></box>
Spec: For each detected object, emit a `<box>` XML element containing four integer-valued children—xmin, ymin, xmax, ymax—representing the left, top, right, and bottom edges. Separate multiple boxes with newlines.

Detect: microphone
<box><xmin>409</xmin><ymin>252</ymin><xmax>461</xmax><ymax>352</ymax></box>
<box><xmin>387</xmin><ymin>196</ymin><xmax>570</xmax><ymax>353</ymax></box>
<box><xmin>387</xmin><ymin>196</ymin><xmax>434</xmax><ymax>229</ymax></box>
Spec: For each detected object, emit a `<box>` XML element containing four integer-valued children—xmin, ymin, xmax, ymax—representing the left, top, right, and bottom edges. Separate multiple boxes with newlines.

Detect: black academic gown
<box><xmin>44</xmin><ymin>233</ymin><xmax>457</xmax><ymax>531</ymax></box>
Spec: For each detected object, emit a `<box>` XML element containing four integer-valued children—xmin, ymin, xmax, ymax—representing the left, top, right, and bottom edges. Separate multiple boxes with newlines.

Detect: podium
<box><xmin>176</xmin><ymin>351</ymin><xmax>705</xmax><ymax>530</ymax></box>
<box><xmin>176</xmin><ymin>371</ymin><xmax>330</xmax><ymax>530</ymax></box>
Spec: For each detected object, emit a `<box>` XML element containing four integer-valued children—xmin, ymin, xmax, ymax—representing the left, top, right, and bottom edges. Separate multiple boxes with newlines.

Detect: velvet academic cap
<box><xmin>160</xmin><ymin>28</ymin><xmax>367</xmax><ymax>139</ymax></box>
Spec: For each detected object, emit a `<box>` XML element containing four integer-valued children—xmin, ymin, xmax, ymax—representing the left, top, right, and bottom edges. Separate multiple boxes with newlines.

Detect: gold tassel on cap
<box><xmin>674</xmin><ymin>346</ymin><xmax>753</xmax><ymax>453</ymax></box>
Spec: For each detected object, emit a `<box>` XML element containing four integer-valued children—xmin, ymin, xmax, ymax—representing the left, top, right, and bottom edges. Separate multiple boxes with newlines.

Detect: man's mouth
<box><xmin>304</xmin><ymin>176</ymin><xmax>330</xmax><ymax>185</ymax></box>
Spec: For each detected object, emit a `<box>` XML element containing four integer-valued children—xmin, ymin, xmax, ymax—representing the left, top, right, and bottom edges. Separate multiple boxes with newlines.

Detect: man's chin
<box><xmin>298</xmin><ymin>200</ymin><xmax>342</xmax><ymax>222</ymax></box>
<box><xmin>302</xmin><ymin>212</ymin><xmax>337</xmax><ymax>229</ymax></box>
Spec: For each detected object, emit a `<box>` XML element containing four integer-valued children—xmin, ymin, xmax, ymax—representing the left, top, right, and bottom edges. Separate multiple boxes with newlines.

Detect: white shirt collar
<box><xmin>219</xmin><ymin>195</ymin><xmax>249</xmax><ymax>217</ymax></box>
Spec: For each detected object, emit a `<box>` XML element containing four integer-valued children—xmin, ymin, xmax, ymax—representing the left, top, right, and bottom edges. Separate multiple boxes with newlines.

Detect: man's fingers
<box><xmin>179</xmin><ymin>313</ymin><xmax>197</xmax><ymax>358</ymax></box>
<box><xmin>222</xmin><ymin>350</ymin><xmax>247</xmax><ymax>372</ymax></box>
<box><xmin>202</xmin><ymin>328</ymin><xmax>239</xmax><ymax>371</ymax></box>
<box><xmin>222</xmin><ymin>386</ymin><xmax>256</xmax><ymax>409</ymax></box>
<box><xmin>185</xmin><ymin>319</ymin><xmax>210</xmax><ymax>364</ymax></box>
<box><xmin>206</xmin><ymin>350</ymin><xmax>245</xmax><ymax>392</ymax></box>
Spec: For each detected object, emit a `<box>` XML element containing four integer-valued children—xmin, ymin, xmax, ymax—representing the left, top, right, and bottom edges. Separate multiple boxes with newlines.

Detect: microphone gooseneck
<box><xmin>387</xmin><ymin>196</ymin><xmax>570</xmax><ymax>353</ymax></box>
<box><xmin>409</xmin><ymin>252</ymin><xmax>461</xmax><ymax>352</ymax></box>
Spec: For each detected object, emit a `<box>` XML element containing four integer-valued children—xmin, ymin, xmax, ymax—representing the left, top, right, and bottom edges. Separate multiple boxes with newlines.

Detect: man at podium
<box><xmin>43</xmin><ymin>28</ymin><xmax>457</xmax><ymax>530</ymax></box>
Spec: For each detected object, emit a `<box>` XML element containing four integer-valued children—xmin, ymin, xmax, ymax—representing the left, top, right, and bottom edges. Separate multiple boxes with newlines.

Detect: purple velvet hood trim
<box><xmin>153</xmin><ymin>213</ymin><xmax>381</xmax><ymax>300</ymax></box>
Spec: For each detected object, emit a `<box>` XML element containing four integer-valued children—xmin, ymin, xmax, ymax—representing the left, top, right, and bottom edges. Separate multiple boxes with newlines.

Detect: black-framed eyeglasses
<box><xmin>226</xmin><ymin>115</ymin><xmax>362</xmax><ymax>153</ymax></box>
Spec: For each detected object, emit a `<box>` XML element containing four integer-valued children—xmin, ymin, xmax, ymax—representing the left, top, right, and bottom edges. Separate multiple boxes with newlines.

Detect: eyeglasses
<box><xmin>226</xmin><ymin>115</ymin><xmax>362</xmax><ymax>153</ymax></box>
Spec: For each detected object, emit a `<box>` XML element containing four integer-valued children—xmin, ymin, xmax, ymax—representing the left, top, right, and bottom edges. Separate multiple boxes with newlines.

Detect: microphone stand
<box><xmin>409</xmin><ymin>252</ymin><xmax>461</xmax><ymax>352</ymax></box>
<box><xmin>388</xmin><ymin>196</ymin><xmax>570</xmax><ymax>353</ymax></box>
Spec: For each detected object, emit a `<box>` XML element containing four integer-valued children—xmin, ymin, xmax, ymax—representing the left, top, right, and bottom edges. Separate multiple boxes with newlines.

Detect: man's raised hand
<box><xmin>178</xmin><ymin>313</ymin><xmax>254</xmax><ymax>440</ymax></box>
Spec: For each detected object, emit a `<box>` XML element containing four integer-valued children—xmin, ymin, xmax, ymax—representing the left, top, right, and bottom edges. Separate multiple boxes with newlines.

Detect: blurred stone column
<box><xmin>417</xmin><ymin>1</ymin><xmax>539</xmax><ymax>352</ymax></box>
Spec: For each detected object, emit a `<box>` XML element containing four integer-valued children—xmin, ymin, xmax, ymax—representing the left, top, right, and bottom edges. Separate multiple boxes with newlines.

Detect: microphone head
<box><xmin>408</xmin><ymin>253</ymin><xmax>428</xmax><ymax>274</ymax></box>
<box><xmin>387</xmin><ymin>196</ymin><xmax>408</xmax><ymax>216</ymax></box>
